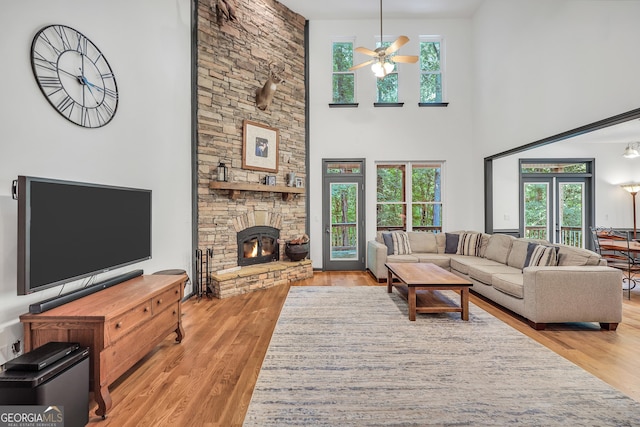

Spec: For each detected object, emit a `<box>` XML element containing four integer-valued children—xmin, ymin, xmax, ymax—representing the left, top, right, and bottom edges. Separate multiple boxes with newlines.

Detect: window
<box><xmin>420</xmin><ymin>36</ymin><xmax>444</xmax><ymax>103</ymax></box>
<box><xmin>376</xmin><ymin>162</ymin><xmax>444</xmax><ymax>232</ymax></box>
<box><xmin>332</xmin><ymin>40</ymin><xmax>355</xmax><ymax>104</ymax></box>
<box><xmin>376</xmin><ymin>40</ymin><xmax>398</xmax><ymax>103</ymax></box>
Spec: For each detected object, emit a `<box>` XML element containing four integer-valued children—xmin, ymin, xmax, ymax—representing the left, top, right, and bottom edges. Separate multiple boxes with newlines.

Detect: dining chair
<box><xmin>593</xmin><ymin>227</ymin><xmax>640</xmax><ymax>299</ymax></box>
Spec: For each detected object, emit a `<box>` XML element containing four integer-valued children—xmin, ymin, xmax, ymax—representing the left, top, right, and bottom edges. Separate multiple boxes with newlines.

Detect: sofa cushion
<box><xmin>381</xmin><ymin>232</ymin><xmax>394</xmax><ymax>255</ymax></box>
<box><xmin>468</xmin><ymin>264</ymin><xmax>521</xmax><ymax>285</ymax></box>
<box><xmin>391</xmin><ymin>231</ymin><xmax>412</xmax><ymax>255</ymax></box>
<box><xmin>445</xmin><ymin>233</ymin><xmax>460</xmax><ymax>254</ymax></box>
<box><xmin>457</xmin><ymin>232</ymin><xmax>482</xmax><ymax>256</ymax></box>
<box><xmin>526</xmin><ymin>244</ymin><xmax>559</xmax><ymax>267</ymax></box>
<box><xmin>483</xmin><ymin>234</ymin><xmax>515</xmax><ymax>264</ymax></box>
<box><xmin>449</xmin><ymin>255</ymin><xmax>503</xmax><ymax>275</ymax></box>
<box><xmin>386</xmin><ymin>254</ymin><xmax>420</xmax><ymax>263</ymax></box>
<box><xmin>479</xmin><ymin>233</ymin><xmax>491</xmax><ymax>257</ymax></box>
<box><xmin>506</xmin><ymin>239</ymin><xmax>530</xmax><ymax>270</ymax></box>
<box><xmin>492</xmin><ymin>273</ymin><xmax>524</xmax><ymax>299</ymax></box>
<box><xmin>556</xmin><ymin>244</ymin><xmax>601</xmax><ymax>266</ymax></box>
<box><xmin>407</xmin><ymin>231</ymin><xmax>438</xmax><ymax>253</ymax></box>
<box><xmin>436</xmin><ymin>233</ymin><xmax>447</xmax><ymax>253</ymax></box>
<box><xmin>413</xmin><ymin>254</ymin><xmax>452</xmax><ymax>270</ymax></box>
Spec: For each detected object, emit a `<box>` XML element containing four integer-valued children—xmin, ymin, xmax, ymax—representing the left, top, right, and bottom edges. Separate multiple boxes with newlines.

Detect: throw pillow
<box><xmin>382</xmin><ymin>232</ymin><xmax>394</xmax><ymax>256</ymax></box>
<box><xmin>445</xmin><ymin>233</ymin><xmax>460</xmax><ymax>254</ymax></box>
<box><xmin>457</xmin><ymin>232</ymin><xmax>482</xmax><ymax>256</ymax></box>
<box><xmin>523</xmin><ymin>242</ymin><xmax>538</xmax><ymax>268</ymax></box>
<box><xmin>526</xmin><ymin>244</ymin><xmax>559</xmax><ymax>267</ymax></box>
<box><xmin>391</xmin><ymin>231</ymin><xmax>412</xmax><ymax>255</ymax></box>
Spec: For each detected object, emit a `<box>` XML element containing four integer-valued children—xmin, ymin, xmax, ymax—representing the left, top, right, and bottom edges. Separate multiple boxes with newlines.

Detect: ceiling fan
<box><xmin>349</xmin><ymin>0</ymin><xmax>419</xmax><ymax>78</ymax></box>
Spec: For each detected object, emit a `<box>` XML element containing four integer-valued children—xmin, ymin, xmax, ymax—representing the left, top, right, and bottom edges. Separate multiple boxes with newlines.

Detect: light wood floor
<box><xmin>87</xmin><ymin>271</ymin><xmax>640</xmax><ymax>426</ymax></box>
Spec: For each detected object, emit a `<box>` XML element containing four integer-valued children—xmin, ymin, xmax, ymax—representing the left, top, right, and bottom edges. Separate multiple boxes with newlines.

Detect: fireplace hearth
<box><xmin>237</xmin><ymin>226</ymin><xmax>280</xmax><ymax>266</ymax></box>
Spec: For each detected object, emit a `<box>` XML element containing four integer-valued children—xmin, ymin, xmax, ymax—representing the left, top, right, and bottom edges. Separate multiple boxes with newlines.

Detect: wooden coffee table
<box><xmin>386</xmin><ymin>262</ymin><xmax>473</xmax><ymax>321</ymax></box>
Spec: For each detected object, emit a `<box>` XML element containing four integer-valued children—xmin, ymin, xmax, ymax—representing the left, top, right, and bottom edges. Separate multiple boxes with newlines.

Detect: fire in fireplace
<box><xmin>237</xmin><ymin>226</ymin><xmax>280</xmax><ymax>266</ymax></box>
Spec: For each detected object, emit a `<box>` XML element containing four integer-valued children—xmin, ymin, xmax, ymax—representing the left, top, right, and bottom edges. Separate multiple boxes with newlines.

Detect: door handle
<box><xmin>325</xmin><ymin>226</ymin><xmax>330</xmax><ymax>233</ymax></box>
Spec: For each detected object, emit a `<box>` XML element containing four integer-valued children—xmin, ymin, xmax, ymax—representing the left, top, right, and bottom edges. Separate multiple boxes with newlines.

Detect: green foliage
<box><xmin>331</xmin><ymin>184</ymin><xmax>357</xmax><ymax>223</ymax></box>
<box><xmin>333</xmin><ymin>74</ymin><xmax>355</xmax><ymax>103</ymax></box>
<box><xmin>377</xmin><ymin>164</ymin><xmax>442</xmax><ymax>229</ymax></box>
<box><xmin>524</xmin><ymin>184</ymin><xmax>548</xmax><ymax>227</ymax></box>
<box><xmin>420</xmin><ymin>41</ymin><xmax>442</xmax><ymax>103</ymax></box>
<box><xmin>420</xmin><ymin>41</ymin><xmax>440</xmax><ymax>72</ymax></box>
<box><xmin>377</xmin><ymin>73</ymin><xmax>398</xmax><ymax>102</ymax></box>
<box><xmin>332</xmin><ymin>42</ymin><xmax>353</xmax><ymax>71</ymax></box>
<box><xmin>332</xmin><ymin>42</ymin><xmax>355</xmax><ymax>103</ymax></box>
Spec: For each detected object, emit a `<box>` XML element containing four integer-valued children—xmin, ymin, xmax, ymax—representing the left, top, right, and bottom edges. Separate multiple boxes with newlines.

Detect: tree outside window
<box><xmin>420</xmin><ymin>37</ymin><xmax>443</xmax><ymax>103</ymax></box>
<box><xmin>332</xmin><ymin>40</ymin><xmax>355</xmax><ymax>104</ymax></box>
<box><xmin>376</xmin><ymin>41</ymin><xmax>398</xmax><ymax>103</ymax></box>
<box><xmin>377</xmin><ymin>162</ymin><xmax>444</xmax><ymax>232</ymax></box>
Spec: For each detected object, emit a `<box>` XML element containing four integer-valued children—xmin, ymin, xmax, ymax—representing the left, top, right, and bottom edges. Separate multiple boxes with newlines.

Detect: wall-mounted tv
<box><xmin>16</xmin><ymin>176</ymin><xmax>152</xmax><ymax>295</ymax></box>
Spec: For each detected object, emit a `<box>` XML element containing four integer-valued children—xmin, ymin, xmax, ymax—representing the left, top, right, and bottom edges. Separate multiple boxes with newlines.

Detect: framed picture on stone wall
<box><xmin>242</xmin><ymin>120</ymin><xmax>279</xmax><ymax>173</ymax></box>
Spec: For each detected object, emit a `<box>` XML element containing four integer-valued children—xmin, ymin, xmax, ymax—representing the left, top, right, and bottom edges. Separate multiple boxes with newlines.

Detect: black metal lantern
<box><xmin>217</xmin><ymin>162</ymin><xmax>228</xmax><ymax>182</ymax></box>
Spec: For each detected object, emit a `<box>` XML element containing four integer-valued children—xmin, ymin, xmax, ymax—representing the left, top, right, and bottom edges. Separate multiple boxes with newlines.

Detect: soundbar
<box><xmin>29</xmin><ymin>269</ymin><xmax>144</xmax><ymax>314</ymax></box>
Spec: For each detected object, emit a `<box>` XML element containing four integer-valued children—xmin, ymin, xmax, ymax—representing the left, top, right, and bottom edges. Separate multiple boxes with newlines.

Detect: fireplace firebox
<box><xmin>237</xmin><ymin>226</ymin><xmax>280</xmax><ymax>266</ymax></box>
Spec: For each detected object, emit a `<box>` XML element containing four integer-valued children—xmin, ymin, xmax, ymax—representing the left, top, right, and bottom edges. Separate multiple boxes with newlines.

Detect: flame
<box><xmin>245</xmin><ymin>241</ymin><xmax>258</xmax><ymax>258</ymax></box>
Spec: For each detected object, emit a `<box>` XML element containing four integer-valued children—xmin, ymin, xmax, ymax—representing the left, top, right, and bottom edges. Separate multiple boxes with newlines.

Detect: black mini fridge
<box><xmin>0</xmin><ymin>342</ymin><xmax>89</xmax><ymax>427</ymax></box>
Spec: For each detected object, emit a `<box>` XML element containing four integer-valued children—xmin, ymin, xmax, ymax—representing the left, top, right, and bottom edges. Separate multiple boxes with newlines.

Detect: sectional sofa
<box><xmin>368</xmin><ymin>230</ymin><xmax>623</xmax><ymax>330</ymax></box>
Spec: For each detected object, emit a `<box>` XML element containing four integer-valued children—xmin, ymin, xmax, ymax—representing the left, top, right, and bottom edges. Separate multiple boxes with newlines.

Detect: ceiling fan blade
<box><xmin>349</xmin><ymin>59</ymin><xmax>375</xmax><ymax>71</ymax></box>
<box><xmin>355</xmin><ymin>46</ymin><xmax>379</xmax><ymax>57</ymax></box>
<box><xmin>391</xmin><ymin>55</ymin><xmax>419</xmax><ymax>64</ymax></box>
<box><xmin>385</xmin><ymin>36</ymin><xmax>410</xmax><ymax>55</ymax></box>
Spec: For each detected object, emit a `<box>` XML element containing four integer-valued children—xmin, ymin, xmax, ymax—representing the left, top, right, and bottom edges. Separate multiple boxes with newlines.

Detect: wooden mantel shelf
<box><xmin>209</xmin><ymin>181</ymin><xmax>305</xmax><ymax>201</ymax></box>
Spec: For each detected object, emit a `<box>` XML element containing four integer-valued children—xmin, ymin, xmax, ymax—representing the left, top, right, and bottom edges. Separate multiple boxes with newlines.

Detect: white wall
<box><xmin>307</xmin><ymin>18</ymin><xmax>476</xmax><ymax>268</ymax></box>
<box><xmin>0</xmin><ymin>0</ymin><xmax>192</xmax><ymax>363</ymax></box>
<box><xmin>492</xmin><ymin>141</ymin><xmax>640</xmax><ymax>231</ymax></box>
<box><xmin>473</xmin><ymin>0</ymin><xmax>640</xmax><ymax>233</ymax></box>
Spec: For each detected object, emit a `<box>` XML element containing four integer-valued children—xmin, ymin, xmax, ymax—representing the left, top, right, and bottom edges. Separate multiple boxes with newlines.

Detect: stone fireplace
<box><xmin>196</xmin><ymin>0</ymin><xmax>307</xmax><ymax>299</ymax></box>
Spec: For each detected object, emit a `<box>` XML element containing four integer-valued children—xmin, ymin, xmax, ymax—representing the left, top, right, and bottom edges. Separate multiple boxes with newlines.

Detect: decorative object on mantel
<box><xmin>623</xmin><ymin>142</ymin><xmax>640</xmax><ymax>159</ymax></box>
<box><xmin>216</xmin><ymin>162</ymin><xmax>228</xmax><ymax>182</ymax></box>
<box><xmin>286</xmin><ymin>172</ymin><xmax>296</xmax><ymax>187</ymax></box>
<box><xmin>212</xmin><ymin>0</ymin><xmax>237</xmax><ymax>26</ymax></box>
<box><xmin>265</xmin><ymin>175</ymin><xmax>276</xmax><ymax>186</ymax></box>
<box><xmin>295</xmin><ymin>177</ymin><xmax>304</xmax><ymax>188</ymax></box>
<box><xmin>255</xmin><ymin>61</ymin><xmax>285</xmax><ymax>111</ymax></box>
<box><xmin>209</xmin><ymin>181</ymin><xmax>304</xmax><ymax>202</ymax></box>
<box><xmin>620</xmin><ymin>183</ymin><xmax>640</xmax><ymax>239</ymax></box>
<box><xmin>285</xmin><ymin>234</ymin><xmax>310</xmax><ymax>261</ymax></box>
<box><xmin>243</xmin><ymin>120</ymin><xmax>279</xmax><ymax>172</ymax></box>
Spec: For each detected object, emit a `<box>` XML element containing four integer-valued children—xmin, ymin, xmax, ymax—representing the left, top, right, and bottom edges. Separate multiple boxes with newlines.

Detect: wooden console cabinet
<box><xmin>20</xmin><ymin>274</ymin><xmax>187</xmax><ymax>418</ymax></box>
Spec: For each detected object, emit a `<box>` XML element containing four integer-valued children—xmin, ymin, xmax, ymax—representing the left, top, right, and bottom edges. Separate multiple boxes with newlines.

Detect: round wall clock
<box><xmin>30</xmin><ymin>24</ymin><xmax>119</xmax><ymax>128</ymax></box>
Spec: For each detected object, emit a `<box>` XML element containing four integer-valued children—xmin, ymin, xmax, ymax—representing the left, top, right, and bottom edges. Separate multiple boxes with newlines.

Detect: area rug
<box><xmin>243</xmin><ymin>286</ymin><xmax>640</xmax><ymax>426</ymax></box>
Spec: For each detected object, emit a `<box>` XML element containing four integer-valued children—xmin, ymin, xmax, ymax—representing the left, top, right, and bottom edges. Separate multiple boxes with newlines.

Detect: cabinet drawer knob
<box><xmin>144</xmin><ymin>307</ymin><xmax>149</xmax><ymax>313</ymax></box>
<box><xmin>116</xmin><ymin>322</ymin><xmax>122</xmax><ymax>329</ymax></box>
<box><xmin>157</xmin><ymin>299</ymin><xmax>163</xmax><ymax>305</ymax></box>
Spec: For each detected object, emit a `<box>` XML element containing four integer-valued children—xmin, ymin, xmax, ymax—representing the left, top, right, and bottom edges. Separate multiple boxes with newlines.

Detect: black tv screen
<box><xmin>17</xmin><ymin>176</ymin><xmax>152</xmax><ymax>295</ymax></box>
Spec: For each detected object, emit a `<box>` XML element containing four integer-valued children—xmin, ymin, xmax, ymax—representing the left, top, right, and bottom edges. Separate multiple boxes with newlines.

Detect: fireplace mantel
<box><xmin>209</xmin><ymin>181</ymin><xmax>305</xmax><ymax>201</ymax></box>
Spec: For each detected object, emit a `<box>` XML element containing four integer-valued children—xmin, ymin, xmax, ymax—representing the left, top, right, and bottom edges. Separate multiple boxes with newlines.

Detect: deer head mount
<box><xmin>213</xmin><ymin>0</ymin><xmax>237</xmax><ymax>26</ymax></box>
<box><xmin>255</xmin><ymin>62</ymin><xmax>285</xmax><ymax>111</ymax></box>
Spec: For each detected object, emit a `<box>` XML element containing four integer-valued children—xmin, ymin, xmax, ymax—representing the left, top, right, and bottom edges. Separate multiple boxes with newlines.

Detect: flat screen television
<box><xmin>16</xmin><ymin>176</ymin><xmax>152</xmax><ymax>295</ymax></box>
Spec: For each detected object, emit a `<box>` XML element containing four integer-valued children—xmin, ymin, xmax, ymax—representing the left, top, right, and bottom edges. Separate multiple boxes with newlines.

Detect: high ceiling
<box><xmin>277</xmin><ymin>0</ymin><xmax>485</xmax><ymax>20</ymax></box>
<box><xmin>277</xmin><ymin>0</ymin><xmax>640</xmax><ymax>147</ymax></box>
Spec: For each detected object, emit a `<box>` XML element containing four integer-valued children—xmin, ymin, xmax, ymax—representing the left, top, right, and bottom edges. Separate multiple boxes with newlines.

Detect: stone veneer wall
<box><xmin>196</xmin><ymin>0</ymin><xmax>307</xmax><ymax>273</ymax></box>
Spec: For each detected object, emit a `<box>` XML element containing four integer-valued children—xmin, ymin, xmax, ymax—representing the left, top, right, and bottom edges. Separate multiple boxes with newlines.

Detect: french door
<box><xmin>520</xmin><ymin>159</ymin><xmax>594</xmax><ymax>248</ymax></box>
<box><xmin>322</xmin><ymin>159</ymin><xmax>365</xmax><ymax>271</ymax></box>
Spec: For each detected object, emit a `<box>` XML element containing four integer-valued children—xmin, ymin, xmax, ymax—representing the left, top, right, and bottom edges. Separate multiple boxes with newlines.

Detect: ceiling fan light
<box><xmin>371</xmin><ymin>62</ymin><xmax>386</xmax><ymax>78</ymax></box>
<box><xmin>383</xmin><ymin>62</ymin><xmax>394</xmax><ymax>74</ymax></box>
<box><xmin>623</xmin><ymin>143</ymin><xmax>640</xmax><ymax>159</ymax></box>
